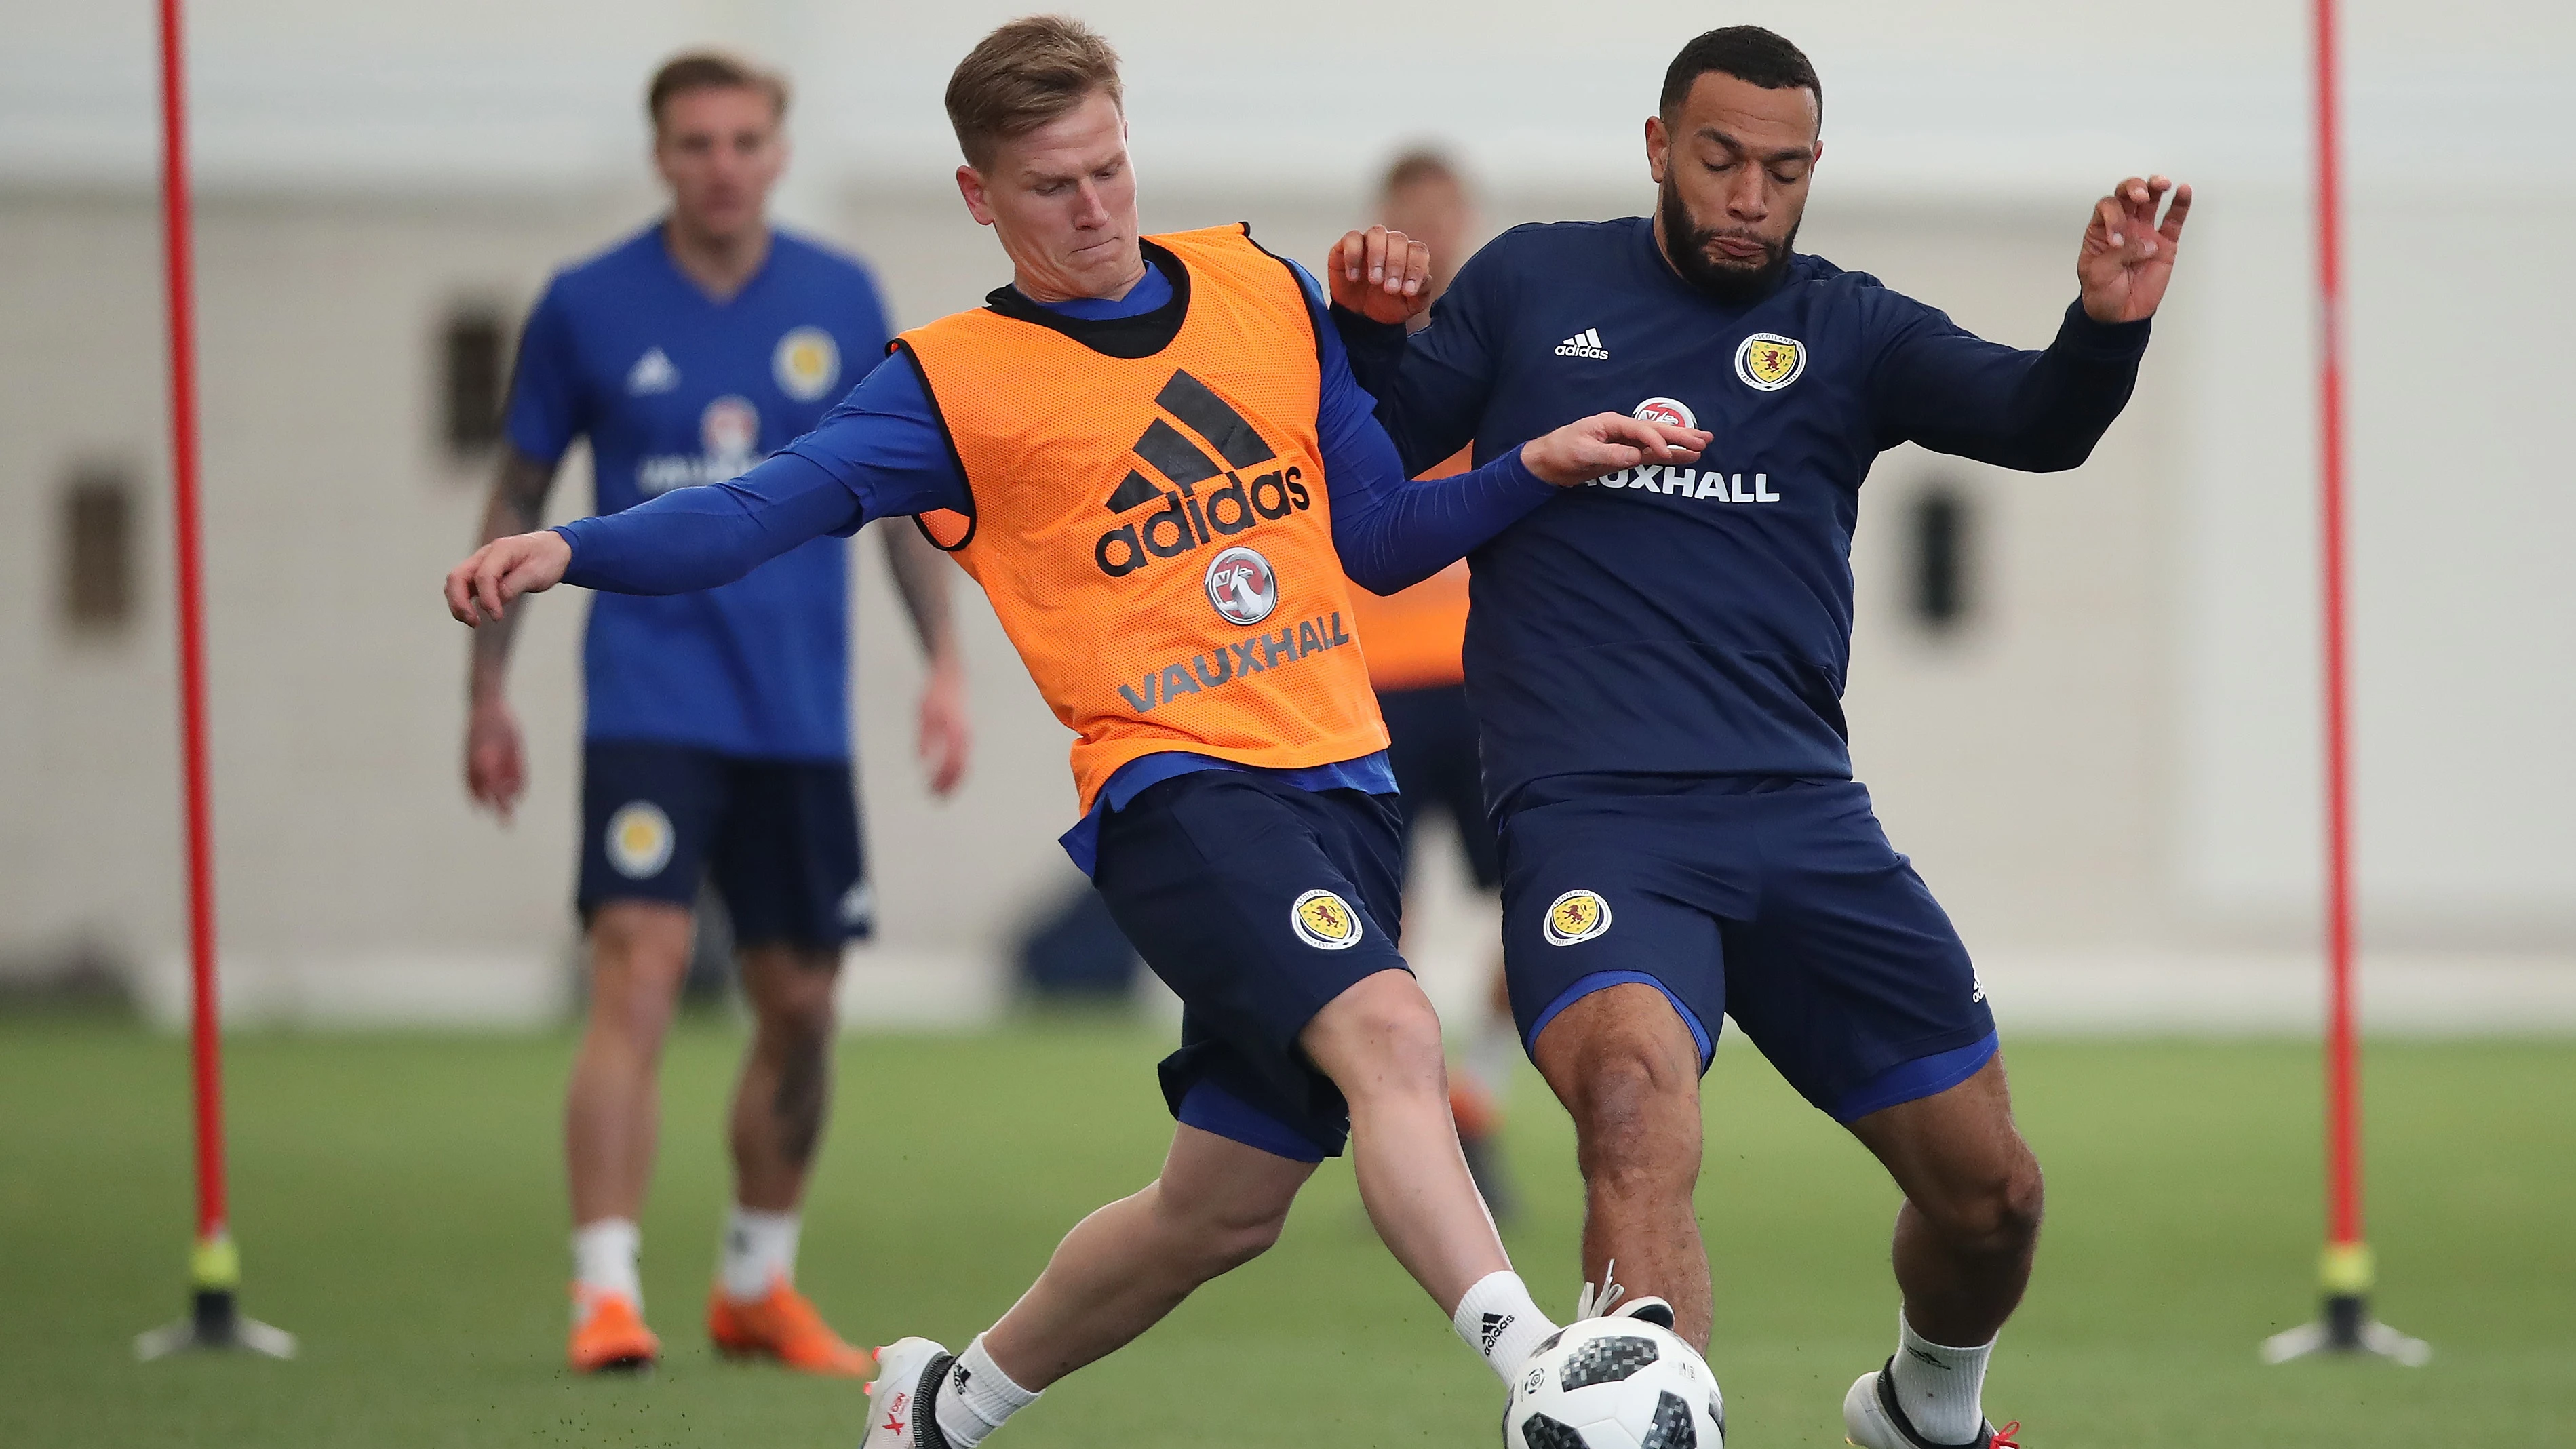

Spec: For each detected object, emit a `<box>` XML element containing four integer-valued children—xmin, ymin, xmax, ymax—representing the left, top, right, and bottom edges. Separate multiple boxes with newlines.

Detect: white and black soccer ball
<box><xmin>1504</xmin><ymin>1318</ymin><xmax>1724</xmax><ymax>1449</ymax></box>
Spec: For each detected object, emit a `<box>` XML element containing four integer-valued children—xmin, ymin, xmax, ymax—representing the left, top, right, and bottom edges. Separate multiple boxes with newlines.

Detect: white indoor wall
<box><xmin>3</xmin><ymin>1</ymin><xmax>2569</xmax><ymax>1025</ymax></box>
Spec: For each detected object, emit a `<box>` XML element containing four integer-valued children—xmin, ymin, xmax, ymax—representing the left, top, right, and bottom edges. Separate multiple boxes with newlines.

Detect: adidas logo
<box><xmin>1555</xmin><ymin>327</ymin><xmax>1609</xmax><ymax>360</ymax></box>
<box><xmin>1479</xmin><ymin>1311</ymin><xmax>1515</xmax><ymax>1353</ymax></box>
<box><xmin>1094</xmin><ymin>369</ymin><xmax>1310</xmax><ymax>578</ymax></box>
<box><xmin>626</xmin><ymin>346</ymin><xmax>679</xmax><ymax>395</ymax></box>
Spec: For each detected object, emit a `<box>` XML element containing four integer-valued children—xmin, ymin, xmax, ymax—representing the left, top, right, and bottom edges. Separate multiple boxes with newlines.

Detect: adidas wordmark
<box><xmin>1555</xmin><ymin>328</ymin><xmax>1608</xmax><ymax>360</ymax></box>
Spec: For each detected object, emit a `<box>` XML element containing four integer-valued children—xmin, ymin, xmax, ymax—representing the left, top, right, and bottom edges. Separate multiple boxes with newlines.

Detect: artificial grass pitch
<box><xmin>1</xmin><ymin>1016</ymin><xmax>2569</xmax><ymax>1446</ymax></box>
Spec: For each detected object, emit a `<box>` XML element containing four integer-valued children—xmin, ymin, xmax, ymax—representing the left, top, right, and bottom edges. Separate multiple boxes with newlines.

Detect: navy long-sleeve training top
<box><xmin>1333</xmin><ymin>216</ymin><xmax>2151</xmax><ymax>814</ymax></box>
<box><xmin>550</xmin><ymin>250</ymin><xmax>1558</xmax><ymax>870</ymax></box>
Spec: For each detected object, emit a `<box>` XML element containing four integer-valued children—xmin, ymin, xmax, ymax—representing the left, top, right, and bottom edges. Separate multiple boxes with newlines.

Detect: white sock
<box><xmin>572</xmin><ymin>1218</ymin><xmax>642</xmax><ymax>1311</ymax></box>
<box><xmin>1888</xmin><ymin>1311</ymin><xmax>1994</xmax><ymax>1444</ymax></box>
<box><xmin>1453</xmin><ymin>1270</ymin><xmax>1559</xmax><ymax>1381</ymax></box>
<box><xmin>719</xmin><ymin>1206</ymin><xmax>801</xmax><ymax>1301</ymax></box>
<box><xmin>933</xmin><ymin>1334</ymin><xmax>1040</xmax><ymax>1448</ymax></box>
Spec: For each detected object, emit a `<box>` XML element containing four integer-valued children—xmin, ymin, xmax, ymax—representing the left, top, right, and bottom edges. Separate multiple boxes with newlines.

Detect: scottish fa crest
<box><xmin>1734</xmin><ymin>332</ymin><xmax>1806</xmax><ymax>392</ymax></box>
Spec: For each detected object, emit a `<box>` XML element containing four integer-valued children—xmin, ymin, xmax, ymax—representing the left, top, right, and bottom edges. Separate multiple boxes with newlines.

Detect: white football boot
<box><xmin>1841</xmin><ymin>1358</ymin><xmax>2019</xmax><ymax>1448</ymax></box>
<box><xmin>860</xmin><ymin>1336</ymin><xmax>956</xmax><ymax>1449</ymax></box>
<box><xmin>1573</xmin><ymin>1260</ymin><xmax>1679</xmax><ymax>1332</ymax></box>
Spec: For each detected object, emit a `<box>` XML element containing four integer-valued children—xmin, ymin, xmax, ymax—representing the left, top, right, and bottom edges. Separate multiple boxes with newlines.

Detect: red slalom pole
<box><xmin>135</xmin><ymin>0</ymin><xmax>292</xmax><ymax>1362</ymax></box>
<box><xmin>2260</xmin><ymin>0</ymin><xmax>2422</xmax><ymax>1368</ymax></box>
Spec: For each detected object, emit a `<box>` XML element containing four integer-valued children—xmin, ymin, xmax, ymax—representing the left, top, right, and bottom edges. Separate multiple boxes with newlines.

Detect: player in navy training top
<box><xmin>463</xmin><ymin>52</ymin><xmax>969</xmax><ymax>1377</ymax></box>
<box><xmin>1330</xmin><ymin>27</ymin><xmax>2190</xmax><ymax>1449</ymax></box>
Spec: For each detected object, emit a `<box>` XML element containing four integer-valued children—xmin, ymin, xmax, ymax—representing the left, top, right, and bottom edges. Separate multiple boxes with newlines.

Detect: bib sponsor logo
<box><xmin>1203</xmin><ymin>546</ymin><xmax>1279</xmax><ymax>626</ymax></box>
<box><xmin>1095</xmin><ymin>369</ymin><xmax>1310</xmax><ymax>578</ymax></box>
<box><xmin>773</xmin><ymin>326</ymin><xmax>841</xmax><ymax>402</ymax></box>
<box><xmin>1634</xmin><ymin>396</ymin><xmax>1696</xmax><ymax>430</ymax></box>
<box><xmin>1114</xmin><ymin>611</ymin><xmax>1355</xmax><ymax>715</ymax></box>
<box><xmin>1734</xmin><ymin>332</ymin><xmax>1806</xmax><ymax>391</ymax></box>
<box><xmin>1291</xmin><ymin>889</ymin><xmax>1363</xmax><ymax>950</ymax></box>
<box><xmin>605</xmin><ymin>801</ymin><xmax>675</xmax><ymax>879</ymax></box>
<box><xmin>1542</xmin><ymin>889</ymin><xmax>1613</xmax><ymax>945</ymax></box>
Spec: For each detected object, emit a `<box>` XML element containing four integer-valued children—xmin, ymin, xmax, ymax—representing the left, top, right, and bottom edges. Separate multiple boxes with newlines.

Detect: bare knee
<box><xmin>1917</xmin><ymin>1149</ymin><xmax>2044</xmax><ymax>1256</ymax></box>
<box><xmin>585</xmin><ymin>907</ymin><xmax>692</xmax><ymax>1056</ymax></box>
<box><xmin>1538</xmin><ymin>1000</ymin><xmax>1703</xmax><ymax>1195</ymax></box>
<box><xmin>1151</xmin><ymin>1182</ymin><xmax>1293</xmax><ymax>1278</ymax></box>
<box><xmin>1303</xmin><ymin>971</ymin><xmax>1448</xmax><ymax>1105</ymax></box>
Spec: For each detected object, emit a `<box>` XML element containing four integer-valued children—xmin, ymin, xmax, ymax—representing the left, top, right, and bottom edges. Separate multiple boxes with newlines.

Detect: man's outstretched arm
<box><xmin>447</xmin><ymin>353</ymin><xmax>967</xmax><ymax>625</ymax></box>
<box><xmin>1878</xmin><ymin>176</ymin><xmax>2189</xmax><ymax>471</ymax></box>
<box><xmin>446</xmin><ymin>450</ymin><xmax>865</xmax><ymax>623</ymax></box>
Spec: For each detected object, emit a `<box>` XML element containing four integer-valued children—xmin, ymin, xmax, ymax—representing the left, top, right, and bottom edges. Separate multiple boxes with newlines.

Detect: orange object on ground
<box><xmin>707</xmin><ymin>1277</ymin><xmax>875</xmax><ymax>1377</ymax></box>
<box><xmin>1449</xmin><ymin>1077</ymin><xmax>1502</xmax><ymax>1140</ymax></box>
<box><xmin>1349</xmin><ymin>448</ymin><xmax>1474</xmax><ymax>692</ymax></box>
<box><xmin>899</xmin><ymin>224</ymin><xmax>1387</xmax><ymax>816</ymax></box>
<box><xmin>568</xmin><ymin>1284</ymin><xmax>661</xmax><ymax>1373</ymax></box>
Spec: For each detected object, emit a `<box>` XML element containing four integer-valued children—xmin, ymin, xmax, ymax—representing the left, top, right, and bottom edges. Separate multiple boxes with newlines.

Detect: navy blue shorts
<box><xmin>1498</xmin><ymin>776</ymin><xmax>1997</xmax><ymax>1122</ymax></box>
<box><xmin>1379</xmin><ymin>683</ymin><xmax>1502</xmax><ymax>891</ymax></box>
<box><xmin>578</xmin><ymin>740</ymin><xmax>871</xmax><ymax>950</ymax></box>
<box><xmin>1091</xmin><ymin>771</ymin><xmax>1411</xmax><ymax>1162</ymax></box>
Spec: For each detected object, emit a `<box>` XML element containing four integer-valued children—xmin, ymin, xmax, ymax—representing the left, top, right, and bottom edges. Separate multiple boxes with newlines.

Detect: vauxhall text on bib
<box><xmin>897</xmin><ymin>226</ymin><xmax>1386</xmax><ymax>813</ymax></box>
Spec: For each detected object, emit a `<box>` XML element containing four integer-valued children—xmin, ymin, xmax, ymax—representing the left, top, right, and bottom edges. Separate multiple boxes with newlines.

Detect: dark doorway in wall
<box><xmin>60</xmin><ymin>462</ymin><xmax>138</xmax><ymax>637</ymax></box>
<box><xmin>441</xmin><ymin>304</ymin><xmax>509</xmax><ymax>460</ymax></box>
<box><xmin>1909</xmin><ymin>481</ymin><xmax>1976</xmax><ymax>635</ymax></box>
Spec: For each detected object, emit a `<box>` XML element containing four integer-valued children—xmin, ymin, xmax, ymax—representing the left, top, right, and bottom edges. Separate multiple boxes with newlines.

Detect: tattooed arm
<box><xmin>463</xmin><ymin>447</ymin><xmax>560</xmax><ymax>822</ymax></box>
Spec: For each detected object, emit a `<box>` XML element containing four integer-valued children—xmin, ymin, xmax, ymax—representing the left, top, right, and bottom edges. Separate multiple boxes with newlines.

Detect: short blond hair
<box><xmin>944</xmin><ymin>16</ymin><xmax>1123</xmax><ymax>170</ymax></box>
<box><xmin>648</xmin><ymin>51</ymin><xmax>789</xmax><ymax>130</ymax></box>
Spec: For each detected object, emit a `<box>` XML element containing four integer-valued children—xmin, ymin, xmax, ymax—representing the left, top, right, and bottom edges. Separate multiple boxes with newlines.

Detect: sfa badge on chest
<box><xmin>1734</xmin><ymin>332</ymin><xmax>1806</xmax><ymax>392</ymax></box>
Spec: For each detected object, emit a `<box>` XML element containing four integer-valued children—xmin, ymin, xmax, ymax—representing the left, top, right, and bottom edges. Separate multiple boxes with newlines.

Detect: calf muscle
<box><xmin>1534</xmin><ymin>984</ymin><xmax>1713</xmax><ymax>1347</ymax></box>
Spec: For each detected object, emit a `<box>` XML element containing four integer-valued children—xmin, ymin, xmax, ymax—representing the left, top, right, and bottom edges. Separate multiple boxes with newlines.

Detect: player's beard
<box><xmin>1658</xmin><ymin>175</ymin><xmax>1797</xmax><ymax>306</ymax></box>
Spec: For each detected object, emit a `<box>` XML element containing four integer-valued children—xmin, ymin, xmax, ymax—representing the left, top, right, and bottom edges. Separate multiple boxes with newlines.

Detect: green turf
<box><xmin>1</xmin><ymin>1015</ymin><xmax>2569</xmax><ymax>1446</ymax></box>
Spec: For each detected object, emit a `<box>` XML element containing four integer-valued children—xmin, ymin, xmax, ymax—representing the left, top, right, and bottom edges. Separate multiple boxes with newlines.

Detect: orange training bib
<box><xmin>897</xmin><ymin>225</ymin><xmax>1387</xmax><ymax>814</ymax></box>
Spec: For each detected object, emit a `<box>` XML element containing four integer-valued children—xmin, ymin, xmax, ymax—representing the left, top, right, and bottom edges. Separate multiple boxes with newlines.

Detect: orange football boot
<box><xmin>568</xmin><ymin>1284</ymin><xmax>661</xmax><ymax>1373</ymax></box>
<box><xmin>708</xmin><ymin>1277</ymin><xmax>875</xmax><ymax>1376</ymax></box>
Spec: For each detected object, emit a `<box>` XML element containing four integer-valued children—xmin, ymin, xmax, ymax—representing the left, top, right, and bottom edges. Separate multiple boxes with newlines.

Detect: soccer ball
<box><xmin>1504</xmin><ymin>1317</ymin><xmax>1724</xmax><ymax>1449</ymax></box>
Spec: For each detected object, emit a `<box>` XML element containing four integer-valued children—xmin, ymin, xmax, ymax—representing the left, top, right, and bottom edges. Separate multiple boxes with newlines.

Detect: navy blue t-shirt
<box><xmin>507</xmin><ymin>223</ymin><xmax>890</xmax><ymax>761</ymax></box>
<box><xmin>1337</xmin><ymin>216</ymin><xmax>2151</xmax><ymax>810</ymax></box>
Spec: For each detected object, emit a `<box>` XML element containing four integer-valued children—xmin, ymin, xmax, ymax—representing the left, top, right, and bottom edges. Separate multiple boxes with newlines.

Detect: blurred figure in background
<box><xmin>1347</xmin><ymin>149</ymin><xmax>1520</xmax><ymax>1218</ymax></box>
<box><xmin>461</xmin><ymin>51</ymin><xmax>970</xmax><ymax>1376</ymax></box>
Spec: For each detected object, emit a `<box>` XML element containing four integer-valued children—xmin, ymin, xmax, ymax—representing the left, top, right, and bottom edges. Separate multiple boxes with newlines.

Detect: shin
<box><xmin>565</xmin><ymin>901</ymin><xmax>693</xmax><ymax>1225</ymax></box>
<box><xmin>1533</xmin><ymin>984</ymin><xmax>1712</xmax><ymax>1347</ymax></box>
<box><xmin>1300</xmin><ymin>969</ymin><xmax>1513</xmax><ymax>1311</ymax></box>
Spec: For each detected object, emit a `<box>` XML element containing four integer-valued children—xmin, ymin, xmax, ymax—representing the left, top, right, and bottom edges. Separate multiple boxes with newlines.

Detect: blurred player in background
<box><xmin>446</xmin><ymin>18</ymin><xmax>1709</xmax><ymax>1440</ymax></box>
<box><xmin>1334</xmin><ymin>24</ymin><xmax>2187</xmax><ymax>1448</ymax></box>
<box><xmin>1345</xmin><ymin>148</ymin><xmax>1521</xmax><ymax>1219</ymax></box>
<box><xmin>463</xmin><ymin>51</ymin><xmax>970</xmax><ymax>1376</ymax></box>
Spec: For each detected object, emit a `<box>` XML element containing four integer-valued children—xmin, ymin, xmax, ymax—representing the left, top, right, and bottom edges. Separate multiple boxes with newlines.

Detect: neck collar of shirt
<box><xmin>985</xmin><ymin>240</ymin><xmax>1189</xmax><ymax>359</ymax></box>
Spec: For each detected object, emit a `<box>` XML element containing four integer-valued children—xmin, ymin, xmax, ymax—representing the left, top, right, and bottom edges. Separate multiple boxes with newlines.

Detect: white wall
<box><xmin>3</xmin><ymin>1</ymin><xmax>2569</xmax><ymax>1024</ymax></box>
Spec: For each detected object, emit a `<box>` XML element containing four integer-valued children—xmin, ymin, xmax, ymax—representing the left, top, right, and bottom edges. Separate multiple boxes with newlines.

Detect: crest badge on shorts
<box><xmin>1290</xmin><ymin>889</ymin><xmax>1363</xmax><ymax>950</ymax></box>
<box><xmin>1542</xmin><ymin>889</ymin><xmax>1614</xmax><ymax>946</ymax></box>
<box><xmin>773</xmin><ymin>325</ymin><xmax>841</xmax><ymax>403</ymax></box>
<box><xmin>606</xmin><ymin>801</ymin><xmax>675</xmax><ymax>879</ymax></box>
<box><xmin>1734</xmin><ymin>332</ymin><xmax>1806</xmax><ymax>392</ymax></box>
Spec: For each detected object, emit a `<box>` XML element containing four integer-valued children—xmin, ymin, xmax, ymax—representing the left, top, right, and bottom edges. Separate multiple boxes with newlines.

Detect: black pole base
<box><xmin>2260</xmin><ymin>1292</ymin><xmax>2429</xmax><ymax>1366</ymax></box>
<box><xmin>136</xmin><ymin>1288</ymin><xmax>296</xmax><ymax>1361</ymax></box>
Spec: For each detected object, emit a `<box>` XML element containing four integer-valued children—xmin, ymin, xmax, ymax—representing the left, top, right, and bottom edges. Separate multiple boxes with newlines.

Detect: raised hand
<box><xmin>1521</xmin><ymin>414</ymin><xmax>1711</xmax><ymax>487</ymax></box>
<box><xmin>2079</xmin><ymin>175</ymin><xmax>2191</xmax><ymax>324</ymax></box>
<box><xmin>1327</xmin><ymin>224</ymin><xmax>1433</xmax><ymax>325</ymax></box>
<box><xmin>446</xmin><ymin>530</ymin><xmax>572</xmax><ymax>626</ymax></box>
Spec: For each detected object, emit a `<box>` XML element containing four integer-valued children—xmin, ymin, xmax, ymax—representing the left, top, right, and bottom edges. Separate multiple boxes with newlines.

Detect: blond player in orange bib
<box><xmin>446</xmin><ymin>18</ymin><xmax>1704</xmax><ymax>1444</ymax></box>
